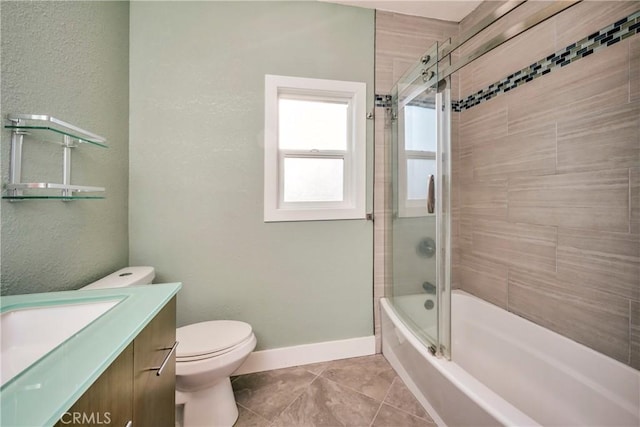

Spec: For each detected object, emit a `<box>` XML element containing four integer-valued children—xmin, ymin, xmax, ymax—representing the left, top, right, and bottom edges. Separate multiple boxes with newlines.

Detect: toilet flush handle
<box><xmin>155</xmin><ymin>341</ymin><xmax>179</xmax><ymax>376</ymax></box>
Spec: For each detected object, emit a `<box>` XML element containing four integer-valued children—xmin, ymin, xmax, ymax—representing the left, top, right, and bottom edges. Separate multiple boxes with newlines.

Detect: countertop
<box><xmin>0</xmin><ymin>283</ymin><xmax>182</xmax><ymax>426</ymax></box>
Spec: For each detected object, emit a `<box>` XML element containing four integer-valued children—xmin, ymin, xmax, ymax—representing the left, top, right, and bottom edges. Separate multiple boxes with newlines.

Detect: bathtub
<box><xmin>381</xmin><ymin>290</ymin><xmax>640</xmax><ymax>426</ymax></box>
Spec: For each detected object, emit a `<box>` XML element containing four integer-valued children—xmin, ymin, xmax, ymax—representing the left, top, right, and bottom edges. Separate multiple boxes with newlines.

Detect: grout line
<box><xmin>554</xmin><ymin>121</ymin><xmax>558</xmax><ymax>174</ymax></box>
<box><xmin>630</xmin><ymin>168</ymin><xmax>632</xmax><ymax>234</ymax></box>
<box><xmin>320</xmin><ymin>372</ymin><xmax>387</xmax><ymax>405</ymax></box>
<box><xmin>369</xmin><ymin>375</ymin><xmax>396</xmax><ymax>427</ymax></box>
<box><xmin>630</xmin><ymin>299</ymin><xmax>633</xmax><ymax>365</ymax></box>
<box><xmin>268</xmin><ymin>375</ymin><xmax>319</xmax><ymax>424</ymax></box>
<box><xmin>236</xmin><ymin>403</ymin><xmax>271</xmax><ymax>426</ymax></box>
<box><xmin>381</xmin><ymin>397</ymin><xmax>437</xmax><ymax>425</ymax></box>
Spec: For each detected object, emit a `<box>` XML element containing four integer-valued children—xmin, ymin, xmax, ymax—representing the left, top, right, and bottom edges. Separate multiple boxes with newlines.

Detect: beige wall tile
<box><xmin>461</xmin><ymin>19</ymin><xmax>555</xmax><ymax>98</ymax></box>
<box><xmin>459</xmin><ymin>95</ymin><xmax>508</xmax><ymax>144</ymax></box>
<box><xmin>459</xmin><ymin>1</ymin><xmax>507</xmax><ymax>36</ymax></box>
<box><xmin>631</xmin><ymin>167</ymin><xmax>640</xmax><ymax>235</ymax></box>
<box><xmin>508</xmin><ymin>42</ymin><xmax>629</xmax><ymax>134</ymax></box>
<box><xmin>557</xmin><ymin>101</ymin><xmax>640</xmax><ymax>173</ymax></box>
<box><xmin>462</xmin><ymin>179</ymin><xmax>508</xmax><ymax>220</ymax></box>
<box><xmin>632</xmin><ymin>301</ymin><xmax>640</xmax><ymax>369</ymax></box>
<box><xmin>557</xmin><ymin>228</ymin><xmax>639</xmax><ymax>301</ymax></box>
<box><xmin>459</xmin><ymin>214</ymin><xmax>474</xmax><ymax>251</ymax></box>
<box><xmin>473</xmin><ymin>124</ymin><xmax>556</xmax><ymax>179</ymax></box>
<box><xmin>459</xmin><ymin>142</ymin><xmax>475</xmax><ymax>184</ymax></box>
<box><xmin>555</xmin><ymin>1</ymin><xmax>640</xmax><ymax>50</ymax></box>
<box><xmin>377</xmin><ymin>10</ymin><xmax>458</xmax><ymax>40</ymax></box>
<box><xmin>508</xmin><ymin>169</ymin><xmax>630</xmax><ymax>232</ymax></box>
<box><xmin>460</xmin><ymin>253</ymin><xmax>509</xmax><ymax>309</ymax></box>
<box><xmin>509</xmin><ymin>268</ymin><xmax>630</xmax><ymax>364</ymax></box>
<box><xmin>454</xmin><ymin>0</ymin><xmax>639</xmax><ymax>371</ymax></box>
<box><xmin>471</xmin><ymin>219</ymin><xmax>557</xmax><ymax>273</ymax></box>
<box><xmin>460</xmin><ymin>2</ymin><xmax>553</xmax><ymax>59</ymax></box>
<box><xmin>375</xmin><ymin>11</ymin><xmax>457</xmax><ymax>94</ymax></box>
<box><xmin>632</xmin><ymin>35</ymin><xmax>640</xmax><ymax>102</ymax></box>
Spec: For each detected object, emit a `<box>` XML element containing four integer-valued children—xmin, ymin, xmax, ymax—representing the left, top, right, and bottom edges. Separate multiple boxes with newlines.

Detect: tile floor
<box><xmin>230</xmin><ymin>354</ymin><xmax>437</xmax><ymax>427</ymax></box>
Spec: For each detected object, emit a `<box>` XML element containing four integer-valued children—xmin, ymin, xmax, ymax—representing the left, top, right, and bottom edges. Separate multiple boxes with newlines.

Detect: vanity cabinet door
<box><xmin>54</xmin><ymin>344</ymin><xmax>133</xmax><ymax>427</ymax></box>
<box><xmin>133</xmin><ymin>297</ymin><xmax>177</xmax><ymax>427</ymax></box>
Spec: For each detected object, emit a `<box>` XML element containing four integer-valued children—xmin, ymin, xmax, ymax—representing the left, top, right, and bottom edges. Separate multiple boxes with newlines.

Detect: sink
<box><xmin>0</xmin><ymin>299</ymin><xmax>119</xmax><ymax>386</ymax></box>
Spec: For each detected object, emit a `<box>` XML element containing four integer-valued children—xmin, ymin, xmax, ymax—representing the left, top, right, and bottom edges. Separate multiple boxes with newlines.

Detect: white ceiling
<box><xmin>321</xmin><ymin>0</ymin><xmax>481</xmax><ymax>22</ymax></box>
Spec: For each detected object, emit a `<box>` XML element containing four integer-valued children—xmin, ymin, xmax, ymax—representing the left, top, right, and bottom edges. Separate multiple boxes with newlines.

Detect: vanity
<box><xmin>1</xmin><ymin>283</ymin><xmax>181</xmax><ymax>426</ymax></box>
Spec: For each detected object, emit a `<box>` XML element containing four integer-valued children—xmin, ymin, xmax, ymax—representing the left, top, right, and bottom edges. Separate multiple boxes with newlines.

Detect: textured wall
<box><xmin>452</xmin><ymin>1</ymin><xmax>640</xmax><ymax>368</ymax></box>
<box><xmin>129</xmin><ymin>1</ymin><xmax>374</xmax><ymax>350</ymax></box>
<box><xmin>1</xmin><ymin>1</ymin><xmax>130</xmax><ymax>295</ymax></box>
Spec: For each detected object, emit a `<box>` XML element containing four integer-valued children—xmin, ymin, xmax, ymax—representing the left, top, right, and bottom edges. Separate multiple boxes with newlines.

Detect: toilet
<box><xmin>81</xmin><ymin>267</ymin><xmax>256</xmax><ymax>427</ymax></box>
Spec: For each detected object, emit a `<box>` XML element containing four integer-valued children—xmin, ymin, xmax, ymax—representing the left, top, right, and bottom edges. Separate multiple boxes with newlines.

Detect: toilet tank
<box><xmin>81</xmin><ymin>266</ymin><xmax>155</xmax><ymax>290</ymax></box>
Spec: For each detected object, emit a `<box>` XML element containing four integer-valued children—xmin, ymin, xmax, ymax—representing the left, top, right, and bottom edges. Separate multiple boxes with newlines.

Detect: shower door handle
<box><xmin>427</xmin><ymin>174</ymin><xmax>435</xmax><ymax>214</ymax></box>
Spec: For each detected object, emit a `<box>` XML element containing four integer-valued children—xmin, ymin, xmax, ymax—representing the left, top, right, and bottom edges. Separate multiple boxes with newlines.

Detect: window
<box><xmin>264</xmin><ymin>75</ymin><xmax>366</xmax><ymax>222</ymax></box>
<box><xmin>398</xmin><ymin>103</ymin><xmax>437</xmax><ymax>217</ymax></box>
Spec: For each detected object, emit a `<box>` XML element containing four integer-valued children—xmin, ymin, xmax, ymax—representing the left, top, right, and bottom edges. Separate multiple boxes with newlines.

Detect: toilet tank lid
<box><xmin>176</xmin><ymin>320</ymin><xmax>253</xmax><ymax>357</ymax></box>
<box><xmin>82</xmin><ymin>266</ymin><xmax>155</xmax><ymax>290</ymax></box>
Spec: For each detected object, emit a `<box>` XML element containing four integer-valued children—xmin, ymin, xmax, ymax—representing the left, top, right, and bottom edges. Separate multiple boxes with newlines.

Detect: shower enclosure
<box><xmin>384</xmin><ymin>0</ymin><xmax>584</xmax><ymax>363</ymax></box>
<box><xmin>388</xmin><ymin>42</ymin><xmax>452</xmax><ymax>358</ymax></box>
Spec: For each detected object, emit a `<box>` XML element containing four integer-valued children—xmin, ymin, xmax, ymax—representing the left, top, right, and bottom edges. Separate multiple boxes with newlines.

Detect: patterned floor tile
<box><xmin>372</xmin><ymin>403</ymin><xmax>436</xmax><ymax>427</ymax></box>
<box><xmin>298</xmin><ymin>360</ymin><xmax>332</xmax><ymax>376</ymax></box>
<box><xmin>232</xmin><ymin>366</ymin><xmax>316</xmax><ymax>421</ymax></box>
<box><xmin>233</xmin><ymin>404</ymin><xmax>272</xmax><ymax>427</ymax></box>
<box><xmin>231</xmin><ymin>355</ymin><xmax>438</xmax><ymax>427</ymax></box>
<box><xmin>271</xmin><ymin>376</ymin><xmax>381</xmax><ymax>427</ymax></box>
<box><xmin>383</xmin><ymin>377</ymin><xmax>432</xmax><ymax>421</ymax></box>
<box><xmin>320</xmin><ymin>355</ymin><xmax>397</xmax><ymax>401</ymax></box>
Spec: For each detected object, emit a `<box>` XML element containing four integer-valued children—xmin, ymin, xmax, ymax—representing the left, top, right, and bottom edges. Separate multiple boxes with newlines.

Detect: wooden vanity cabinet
<box><xmin>133</xmin><ymin>297</ymin><xmax>177</xmax><ymax>426</ymax></box>
<box><xmin>55</xmin><ymin>297</ymin><xmax>177</xmax><ymax>427</ymax></box>
<box><xmin>54</xmin><ymin>344</ymin><xmax>134</xmax><ymax>427</ymax></box>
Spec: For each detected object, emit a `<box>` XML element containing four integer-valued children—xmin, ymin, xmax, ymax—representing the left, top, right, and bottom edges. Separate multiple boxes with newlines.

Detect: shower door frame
<box><xmin>388</xmin><ymin>43</ymin><xmax>452</xmax><ymax>359</ymax></box>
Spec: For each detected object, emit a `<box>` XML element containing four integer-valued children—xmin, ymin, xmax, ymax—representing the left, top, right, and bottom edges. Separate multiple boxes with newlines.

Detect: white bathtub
<box><xmin>381</xmin><ymin>290</ymin><xmax>640</xmax><ymax>426</ymax></box>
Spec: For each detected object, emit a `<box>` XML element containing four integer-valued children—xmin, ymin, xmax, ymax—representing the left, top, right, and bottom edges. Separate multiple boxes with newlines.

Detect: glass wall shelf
<box><xmin>5</xmin><ymin>114</ymin><xmax>108</xmax><ymax>148</ymax></box>
<box><xmin>3</xmin><ymin>195</ymin><xmax>105</xmax><ymax>200</ymax></box>
<box><xmin>4</xmin><ymin>114</ymin><xmax>107</xmax><ymax>201</ymax></box>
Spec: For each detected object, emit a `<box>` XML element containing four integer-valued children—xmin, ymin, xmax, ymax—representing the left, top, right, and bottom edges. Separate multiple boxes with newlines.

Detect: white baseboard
<box><xmin>233</xmin><ymin>335</ymin><xmax>376</xmax><ymax>375</ymax></box>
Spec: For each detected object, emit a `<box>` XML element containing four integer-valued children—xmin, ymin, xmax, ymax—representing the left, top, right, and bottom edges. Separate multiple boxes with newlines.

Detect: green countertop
<box><xmin>0</xmin><ymin>283</ymin><xmax>182</xmax><ymax>426</ymax></box>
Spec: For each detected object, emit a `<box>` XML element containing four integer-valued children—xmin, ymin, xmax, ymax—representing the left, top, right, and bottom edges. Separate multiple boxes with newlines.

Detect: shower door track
<box><xmin>407</xmin><ymin>1</ymin><xmax>582</xmax><ymax>90</ymax></box>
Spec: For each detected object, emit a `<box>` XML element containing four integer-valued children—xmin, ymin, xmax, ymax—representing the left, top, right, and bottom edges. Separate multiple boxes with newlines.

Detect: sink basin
<box><xmin>0</xmin><ymin>299</ymin><xmax>119</xmax><ymax>386</ymax></box>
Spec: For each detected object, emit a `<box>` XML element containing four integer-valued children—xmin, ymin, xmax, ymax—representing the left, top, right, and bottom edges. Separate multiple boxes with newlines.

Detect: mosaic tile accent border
<box><xmin>453</xmin><ymin>9</ymin><xmax>640</xmax><ymax>112</ymax></box>
<box><xmin>375</xmin><ymin>9</ymin><xmax>640</xmax><ymax>112</ymax></box>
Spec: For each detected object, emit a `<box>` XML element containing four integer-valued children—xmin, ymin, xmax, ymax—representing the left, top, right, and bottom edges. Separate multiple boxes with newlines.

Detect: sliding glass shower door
<box><xmin>389</xmin><ymin>43</ymin><xmax>451</xmax><ymax>358</ymax></box>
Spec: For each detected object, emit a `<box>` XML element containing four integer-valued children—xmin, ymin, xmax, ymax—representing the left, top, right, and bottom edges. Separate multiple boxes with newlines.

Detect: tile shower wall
<box><xmin>453</xmin><ymin>1</ymin><xmax>640</xmax><ymax>368</ymax></box>
<box><xmin>374</xmin><ymin>11</ymin><xmax>458</xmax><ymax>351</ymax></box>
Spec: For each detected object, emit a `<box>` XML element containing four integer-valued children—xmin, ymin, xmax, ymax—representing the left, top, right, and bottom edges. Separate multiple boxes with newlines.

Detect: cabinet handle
<box><xmin>155</xmin><ymin>341</ymin><xmax>179</xmax><ymax>377</ymax></box>
<box><xmin>124</xmin><ymin>421</ymin><xmax>132</xmax><ymax>427</ymax></box>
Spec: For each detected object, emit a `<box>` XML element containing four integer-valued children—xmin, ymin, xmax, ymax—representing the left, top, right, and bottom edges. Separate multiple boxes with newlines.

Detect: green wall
<box><xmin>1</xmin><ymin>1</ymin><xmax>130</xmax><ymax>295</ymax></box>
<box><xmin>129</xmin><ymin>1</ymin><xmax>375</xmax><ymax>350</ymax></box>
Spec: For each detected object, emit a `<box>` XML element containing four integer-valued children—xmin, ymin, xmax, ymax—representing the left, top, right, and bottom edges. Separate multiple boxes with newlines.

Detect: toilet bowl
<box><xmin>81</xmin><ymin>267</ymin><xmax>256</xmax><ymax>427</ymax></box>
<box><xmin>175</xmin><ymin>321</ymin><xmax>256</xmax><ymax>426</ymax></box>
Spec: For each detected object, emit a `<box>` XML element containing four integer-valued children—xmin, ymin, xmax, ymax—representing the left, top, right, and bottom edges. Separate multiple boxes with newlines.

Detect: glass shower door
<box><xmin>389</xmin><ymin>44</ymin><xmax>451</xmax><ymax>358</ymax></box>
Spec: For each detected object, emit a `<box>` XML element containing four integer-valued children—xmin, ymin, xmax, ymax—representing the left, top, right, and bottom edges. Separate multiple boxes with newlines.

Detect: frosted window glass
<box><xmin>283</xmin><ymin>157</ymin><xmax>344</xmax><ymax>202</ymax></box>
<box><xmin>405</xmin><ymin>105</ymin><xmax>436</xmax><ymax>152</ymax></box>
<box><xmin>407</xmin><ymin>158</ymin><xmax>435</xmax><ymax>200</ymax></box>
<box><xmin>279</xmin><ymin>98</ymin><xmax>348</xmax><ymax>150</ymax></box>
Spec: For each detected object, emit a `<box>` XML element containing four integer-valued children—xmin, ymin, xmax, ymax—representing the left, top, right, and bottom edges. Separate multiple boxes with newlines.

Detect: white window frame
<box><xmin>264</xmin><ymin>74</ymin><xmax>366</xmax><ymax>222</ymax></box>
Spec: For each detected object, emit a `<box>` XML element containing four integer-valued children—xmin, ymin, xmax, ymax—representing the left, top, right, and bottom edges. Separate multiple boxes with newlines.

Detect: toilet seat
<box><xmin>176</xmin><ymin>320</ymin><xmax>253</xmax><ymax>362</ymax></box>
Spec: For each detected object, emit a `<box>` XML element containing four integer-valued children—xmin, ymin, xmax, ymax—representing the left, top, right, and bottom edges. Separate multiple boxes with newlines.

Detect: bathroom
<box><xmin>1</xmin><ymin>0</ymin><xmax>639</xmax><ymax>426</ymax></box>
